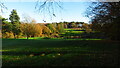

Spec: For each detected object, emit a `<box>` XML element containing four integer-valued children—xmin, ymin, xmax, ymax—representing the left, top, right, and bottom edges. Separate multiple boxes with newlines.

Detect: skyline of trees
<box><xmin>1</xmin><ymin>9</ymin><xmax>87</xmax><ymax>39</ymax></box>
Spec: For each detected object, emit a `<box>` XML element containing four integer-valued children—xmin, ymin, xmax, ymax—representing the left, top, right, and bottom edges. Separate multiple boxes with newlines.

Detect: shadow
<box><xmin>2</xmin><ymin>49</ymin><xmax>102</xmax><ymax>56</ymax></box>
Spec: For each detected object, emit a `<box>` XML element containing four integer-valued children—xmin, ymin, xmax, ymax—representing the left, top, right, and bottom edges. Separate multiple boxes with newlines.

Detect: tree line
<box><xmin>1</xmin><ymin>9</ymin><xmax>86</xmax><ymax>39</ymax></box>
<box><xmin>1</xmin><ymin>9</ymin><xmax>65</xmax><ymax>39</ymax></box>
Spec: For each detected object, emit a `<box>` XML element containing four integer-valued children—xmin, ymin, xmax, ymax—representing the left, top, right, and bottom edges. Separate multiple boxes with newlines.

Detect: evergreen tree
<box><xmin>9</xmin><ymin>9</ymin><xmax>20</xmax><ymax>24</ymax></box>
<box><xmin>9</xmin><ymin>9</ymin><xmax>21</xmax><ymax>38</ymax></box>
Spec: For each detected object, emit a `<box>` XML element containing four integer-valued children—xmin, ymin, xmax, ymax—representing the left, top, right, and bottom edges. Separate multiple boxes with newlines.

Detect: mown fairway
<box><xmin>2</xmin><ymin>39</ymin><xmax>120</xmax><ymax>67</ymax></box>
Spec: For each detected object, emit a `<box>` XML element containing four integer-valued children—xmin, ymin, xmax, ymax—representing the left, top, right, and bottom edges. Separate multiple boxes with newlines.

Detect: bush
<box><xmin>3</xmin><ymin>32</ymin><xmax>14</xmax><ymax>38</ymax></box>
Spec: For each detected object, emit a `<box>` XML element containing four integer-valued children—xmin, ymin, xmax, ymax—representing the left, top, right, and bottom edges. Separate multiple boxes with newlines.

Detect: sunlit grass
<box><xmin>0</xmin><ymin>50</ymin><xmax>10</xmax><ymax>52</ymax></box>
<box><xmin>64</xmin><ymin>29</ymin><xmax>74</xmax><ymax>31</ymax></box>
<box><xmin>18</xmin><ymin>37</ymin><xmax>44</xmax><ymax>39</ymax></box>
<box><xmin>71</xmin><ymin>31</ymin><xmax>84</xmax><ymax>33</ymax></box>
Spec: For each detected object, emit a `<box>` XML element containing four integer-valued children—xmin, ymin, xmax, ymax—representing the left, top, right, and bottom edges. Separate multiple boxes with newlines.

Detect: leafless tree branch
<box><xmin>0</xmin><ymin>1</ymin><xmax>7</xmax><ymax>13</ymax></box>
<box><xmin>35</xmin><ymin>0</ymin><xmax>63</xmax><ymax>22</ymax></box>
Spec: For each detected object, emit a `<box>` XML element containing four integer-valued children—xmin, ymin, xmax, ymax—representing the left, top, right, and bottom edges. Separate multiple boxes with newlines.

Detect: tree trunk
<box><xmin>27</xmin><ymin>35</ymin><xmax>29</xmax><ymax>40</ymax></box>
<box><xmin>14</xmin><ymin>34</ymin><xmax>16</xmax><ymax>39</ymax></box>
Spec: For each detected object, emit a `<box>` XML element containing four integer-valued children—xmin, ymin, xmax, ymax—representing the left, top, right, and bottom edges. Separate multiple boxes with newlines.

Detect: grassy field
<box><xmin>2</xmin><ymin>39</ymin><xmax>120</xmax><ymax>67</ymax></box>
<box><xmin>1</xmin><ymin>29</ymin><xmax>119</xmax><ymax>67</ymax></box>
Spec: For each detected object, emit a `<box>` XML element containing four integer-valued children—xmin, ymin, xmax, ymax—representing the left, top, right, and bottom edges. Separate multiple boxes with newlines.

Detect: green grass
<box><xmin>64</xmin><ymin>28</ymin><xmax>84</xmax><ymax>33</ymax></box>
<box><xmin>64</xmin><ymin>29</ymin><xmax>75</xmax><ymax>31</ymax></box>
<box><xmin>1</xmin><ymin>28</ymin><xmax>119</xmax><ymax>67</ymax></box>
<box><xmin>60</xmin><ymin>29</ymin><xmax>85</xmax><ymax>37</ymax></box>
<box><xmin>2</xmin><ymin>39</ymin><xmax>120</xmax><ymax>67</ymax></box>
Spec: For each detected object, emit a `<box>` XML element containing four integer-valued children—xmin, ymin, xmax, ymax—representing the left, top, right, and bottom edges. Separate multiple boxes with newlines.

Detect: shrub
<box><xmin>3</xmin><ymin>32</ymin><xmax>14</xmax><ymax>38</ymax></box>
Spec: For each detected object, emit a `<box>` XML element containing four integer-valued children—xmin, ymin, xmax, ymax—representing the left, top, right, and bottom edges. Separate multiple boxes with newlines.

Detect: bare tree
<box><xmin>0</xmin><ymin>0</ymin><xmax>63</xmax><ymax>21</ymax></box>
<box><xmin>0</xmin><ymin>1</ymin><xmax>7</xmax><ymax>13</ymax></box>
<box><xmin>35</xmin><ymin>0</ymin><xmax>63</xmax><ymax>21</ymax></box>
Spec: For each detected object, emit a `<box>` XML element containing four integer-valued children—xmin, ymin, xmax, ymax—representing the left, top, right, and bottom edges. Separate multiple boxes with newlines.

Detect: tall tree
<box><xmin>9</xmin><ymin>9</ymin><xmax>20</xmax><ymax>24</ymax></box>
<box><xmin>9</xmin><ymin>9</ymin><xmax>21</xmax><ymax>38</ymax></box>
